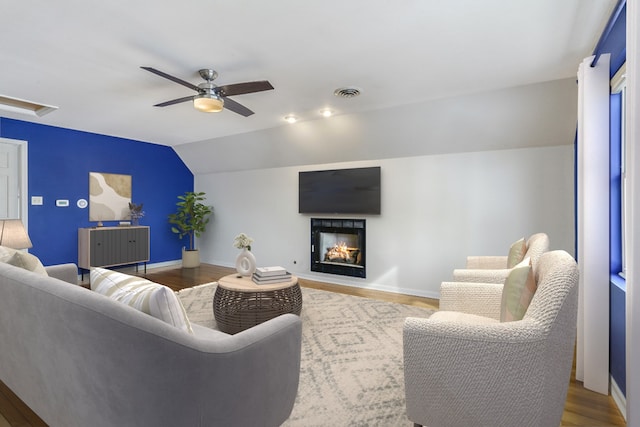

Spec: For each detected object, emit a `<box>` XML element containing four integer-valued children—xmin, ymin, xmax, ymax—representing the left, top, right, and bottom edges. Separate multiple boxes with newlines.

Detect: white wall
<box><xmin>177</xmin><ymin>78</ymin><xmax>577</xmax><ymax>175</ymax></box>
<box><xmin>196</xmin><ymin>144</ymin><xmax>574</xmax><ymax>298</ymax></box>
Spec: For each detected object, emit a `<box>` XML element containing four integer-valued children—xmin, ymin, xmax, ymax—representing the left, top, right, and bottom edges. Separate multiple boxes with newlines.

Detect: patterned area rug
<box><xmin>177</xmin><ymin>283</ymin><xmax>435</xmax><ymax>426</ymax></box>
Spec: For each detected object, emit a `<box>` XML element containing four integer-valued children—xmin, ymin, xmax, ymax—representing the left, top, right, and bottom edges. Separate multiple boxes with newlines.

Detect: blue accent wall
<box><xmin>0</xmin><ymin>117</ymin><xmax>193</xmax><ymax>266</ymax></box>
<box><xmin>599</xmin><ymin>2</ymin><xmax>626</xmax><ymax>78</ymax></box>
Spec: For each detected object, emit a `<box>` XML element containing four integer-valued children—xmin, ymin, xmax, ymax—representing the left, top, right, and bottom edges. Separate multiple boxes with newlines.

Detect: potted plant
<box><xmin>168</xmin><ymin>191</ymin><xmax>213</xmax><ymax>268</ymax></box>
<box><xmin>128</xmin><ymin>202</ymin><xmax>145</xmax><ymax>226</ymax></box>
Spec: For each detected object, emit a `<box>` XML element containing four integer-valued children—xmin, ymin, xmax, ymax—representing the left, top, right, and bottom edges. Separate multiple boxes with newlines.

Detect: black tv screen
<box><xmin>298</xmin><ymin>167</ymin><xmax>381</xmax><ymax>214</ymax></box>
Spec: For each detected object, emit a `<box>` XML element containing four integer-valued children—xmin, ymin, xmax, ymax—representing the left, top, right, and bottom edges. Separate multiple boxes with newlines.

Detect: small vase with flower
<box><xmin>233</xmin><ymin>233</ymin><xmax>256</xmax><ymax>277</ymax></box>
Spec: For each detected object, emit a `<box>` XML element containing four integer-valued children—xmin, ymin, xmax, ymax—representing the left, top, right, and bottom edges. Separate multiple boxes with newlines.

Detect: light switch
<box><xmin>31</xmin><ymin>196</ymin><xmax>43</xmax><ymax>206</ymax></box>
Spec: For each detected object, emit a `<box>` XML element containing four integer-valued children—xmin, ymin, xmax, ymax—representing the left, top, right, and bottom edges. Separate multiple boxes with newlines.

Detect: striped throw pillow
<box><xmin>506</xmin><ymin>237</ymin><xmax>527</xmax><ymax>268</ymax></box>
<box><xmin>90</xmin><ymin>267</ymin><xmax>193</xmax><ymax>334</ymax></box>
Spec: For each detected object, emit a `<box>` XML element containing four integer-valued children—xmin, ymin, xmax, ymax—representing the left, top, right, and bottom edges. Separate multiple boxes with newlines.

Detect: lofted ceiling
<box><xmin>0</xmin><ymin>1</ymin><xmax>616</xmax><ymax>167</ymax></box>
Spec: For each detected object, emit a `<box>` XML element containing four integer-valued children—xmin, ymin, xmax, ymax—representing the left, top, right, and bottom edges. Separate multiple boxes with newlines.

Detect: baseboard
<box><xmin>141</xmin><ymin>260</ymin><xmax>182</xmax><ymax>270</ymax></box>
<box><xmin>76</xmin><ymin>260</ymin><xmax>182</xmax><ymax>282</ymax></box>
<box><xmin>610</xmin><ymin>375</ymin><xmax>627</xmax><ymax>421</ymax></box>
<box><xmin>208</xmin><ymin>259</ymin><xmax>441</xmax><ymax>300</ymax></box>
<box><xmin>295</xmin><ymin>272</ymin><xmax>441</xmax><ymax>300</ymax></box>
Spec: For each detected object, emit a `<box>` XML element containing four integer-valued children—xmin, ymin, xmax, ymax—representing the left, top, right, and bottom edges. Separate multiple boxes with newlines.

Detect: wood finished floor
<box><xmin>0</xmin><ymin>264</ymin><xmax>626</xmax><ymax>426</ymax></box>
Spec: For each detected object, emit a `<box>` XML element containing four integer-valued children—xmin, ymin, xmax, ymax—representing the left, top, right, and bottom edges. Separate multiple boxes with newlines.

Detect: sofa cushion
<box><xmin>506</xmin><ymin>237</ymin><xmax>527</xmax><ymax>268</ymax></box>
<box><xmin>500</xmin><ymin>257</ymin><xmax>536</xmax><ymax>322</ymax></box>
<box><xmin>0</xmin><ymin>246</ymin><xmax>48</xmax><ymax>275</ymax></box>
<box><xmin>90</xmin><ymin>267</ymin><xmax>193</xmax><ymax>334</ymax></box>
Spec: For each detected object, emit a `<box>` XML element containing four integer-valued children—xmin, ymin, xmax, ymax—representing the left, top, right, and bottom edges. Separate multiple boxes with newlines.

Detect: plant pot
<box><xmin>182</xmin><ymin>248</ymin><xmax>200</xmax><ymax>268</ymax></box>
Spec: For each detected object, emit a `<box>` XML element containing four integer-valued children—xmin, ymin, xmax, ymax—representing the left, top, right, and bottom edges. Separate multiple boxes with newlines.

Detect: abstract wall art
<box><xmin>89</xmin><ymin>172</ymin><xmax>131</xmax><ymax>224</ymax></box>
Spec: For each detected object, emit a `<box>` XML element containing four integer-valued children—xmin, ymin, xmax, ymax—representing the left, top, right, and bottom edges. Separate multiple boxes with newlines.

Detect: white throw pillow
<box><xmin>90</xmin><ymin>267</ymin><xmax>193</xmax><ymax>334</ymax></box>
<box><xmin>0</xmin><ymin>246</ymin><xmax>48</xmax><ymax>275</ymax></box>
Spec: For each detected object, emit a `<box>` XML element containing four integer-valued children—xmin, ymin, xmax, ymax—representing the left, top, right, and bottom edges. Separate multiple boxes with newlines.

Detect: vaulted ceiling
<box><xmin>0</xmin><ymin>1</ymin><xmax>616</xmax><ymax>172</ymax></box>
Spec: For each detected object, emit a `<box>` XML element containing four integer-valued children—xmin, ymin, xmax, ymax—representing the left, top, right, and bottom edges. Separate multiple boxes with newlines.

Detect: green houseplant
<box><xmin>168</xmin><ymin>191</ymin><xmax>213</xmax><ymax>267</ymax></box>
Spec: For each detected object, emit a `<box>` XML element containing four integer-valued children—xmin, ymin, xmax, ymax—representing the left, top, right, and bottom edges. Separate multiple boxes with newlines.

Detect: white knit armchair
<box><xmin>452</xmin><ymin>232</ymin><xmax>550</xmax><ymax>284</ymax></box>
<box><xmin>403</xmin><ymin>250</ymin><xmax>578</xmax><ymax>427</ymax></box>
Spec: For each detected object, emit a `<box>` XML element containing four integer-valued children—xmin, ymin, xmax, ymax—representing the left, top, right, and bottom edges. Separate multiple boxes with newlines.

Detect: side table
<box><xmin>214</xmin><ymin>274</ymin><xmax>303</xmax><ymax>334</ymax></box>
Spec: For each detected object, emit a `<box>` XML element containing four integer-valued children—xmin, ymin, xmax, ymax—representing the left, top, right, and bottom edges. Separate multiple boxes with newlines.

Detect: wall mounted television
<box><xmin>298</xmin><ymin>166</ymin><xmax>381</xmax><ymax>215</ymax></box>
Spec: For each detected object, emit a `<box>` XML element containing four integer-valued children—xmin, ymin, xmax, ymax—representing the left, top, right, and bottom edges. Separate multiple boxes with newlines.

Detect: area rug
<box><xmin>177</xmin><ymin>283</ymin><xmax>435</xmax><ymax>426</ymax></box>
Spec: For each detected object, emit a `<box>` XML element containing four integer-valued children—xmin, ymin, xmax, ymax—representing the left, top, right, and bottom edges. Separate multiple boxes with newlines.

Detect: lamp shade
<box><xmin>193</xmin><ymin>93</ymin><xmax>224</xmax><ymax>112</ymax></box>
<box><xmin>0</xmin><ymin>219</ymin><xmax>33</xmax><ymax>249</ymax></box>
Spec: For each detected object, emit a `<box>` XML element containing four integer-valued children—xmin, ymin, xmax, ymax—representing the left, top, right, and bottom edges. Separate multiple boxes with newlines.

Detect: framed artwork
<box><xmin>89</xmin><ymin>172</ymin><xmax>131</xmax><ymax>223</ymax></box>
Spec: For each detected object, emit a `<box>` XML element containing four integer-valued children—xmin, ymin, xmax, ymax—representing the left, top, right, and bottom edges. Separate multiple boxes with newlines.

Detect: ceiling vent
<box><xmin>334</xmin><ymin>87</ymin><xmax>361</xmax><ymax>98</ymax></box>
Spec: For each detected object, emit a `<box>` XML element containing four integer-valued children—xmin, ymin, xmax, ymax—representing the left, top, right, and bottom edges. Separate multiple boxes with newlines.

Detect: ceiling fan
<box><xmin>141</xmin><ymin>66</ymin><xmax>274</xmax><ymax>117</ymax></box>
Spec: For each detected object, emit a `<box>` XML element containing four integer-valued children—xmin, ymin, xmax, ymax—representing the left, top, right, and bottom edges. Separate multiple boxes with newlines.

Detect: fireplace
<box><xmin>310</xmin><ymin>218</ymin><xmax>366</xmax><ymax>278</ymax></box>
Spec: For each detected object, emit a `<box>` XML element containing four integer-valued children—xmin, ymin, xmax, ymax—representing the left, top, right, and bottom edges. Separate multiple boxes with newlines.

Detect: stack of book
<box><xmin>252</xmin><ymin>266</ymin><xmax>292</xmax><ymax>284</ymax></box>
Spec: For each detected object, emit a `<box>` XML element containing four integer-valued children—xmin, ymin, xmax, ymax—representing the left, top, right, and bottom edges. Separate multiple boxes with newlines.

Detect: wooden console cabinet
<box><xmin>78</xmin><ymin>226</ymin><xmax>149</xmax><ymax>270</ymax></box>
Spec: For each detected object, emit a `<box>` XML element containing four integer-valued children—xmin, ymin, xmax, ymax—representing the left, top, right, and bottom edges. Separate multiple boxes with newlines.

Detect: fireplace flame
<box><xmin>325</xmin><ymin>242</ymin><xmax>358</xmax><ymax>264</ymax></box>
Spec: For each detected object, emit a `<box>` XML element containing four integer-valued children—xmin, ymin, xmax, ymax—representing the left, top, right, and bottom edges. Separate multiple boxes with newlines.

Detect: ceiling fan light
<box><xmin>193</xmin><ymin>93</ymin><xmax>224</xmax><ymax>112</ymax></box>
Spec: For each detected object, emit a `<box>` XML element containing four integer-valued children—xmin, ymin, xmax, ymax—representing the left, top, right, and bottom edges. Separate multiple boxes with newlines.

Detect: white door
<box><xmin>0</xmin><ymin>138</ymin><xmax>25</xmax><ymax>220</ymax></box>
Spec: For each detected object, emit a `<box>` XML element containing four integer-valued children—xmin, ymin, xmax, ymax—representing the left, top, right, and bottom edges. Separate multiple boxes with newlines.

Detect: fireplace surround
<box><xmin>310</xmin><ymin>218</ymin><xmax>366</xmax><ymax>278</ymax></box>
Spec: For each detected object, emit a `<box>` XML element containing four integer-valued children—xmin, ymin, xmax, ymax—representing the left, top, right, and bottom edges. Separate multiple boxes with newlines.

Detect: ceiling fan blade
<box><xmin>222</xmin><ymin>97</ymin><xmax>254</xmax><ymax>117</ymax></box>
<box><xmin>218</xmin><ymin>81</ymin><xmax>274</xmax><ymax>97</ymax></box>
<box><xmin>154</xmin><ymin>95</ymin><xmax>194</xmax><ymax>107</ymax></box>
<box><xmin>141</xmin><ymin>67</ymin><xmax>201</xmax><ymax>92</ymax></box>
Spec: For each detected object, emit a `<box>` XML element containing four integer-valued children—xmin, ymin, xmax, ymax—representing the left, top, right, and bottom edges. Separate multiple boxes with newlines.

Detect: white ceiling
<box><xmin>0</xmin><ymin>1</ymin><xmax>615</xmax><ymax>149</ymax></box>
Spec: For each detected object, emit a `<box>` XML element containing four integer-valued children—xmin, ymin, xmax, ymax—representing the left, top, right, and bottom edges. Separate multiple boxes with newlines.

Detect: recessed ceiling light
<box><xmin>284</xmin><ymin>115</ymin><xmax>297</xmax><ymax>124</ymax></box>
<box><xmin>320</xmin><ymin>109</ymin><xmax>333</xmax><ymax>118</ymax></box>
<box><xmin>0</xmin><ymin>94</ymin><xmax>58</xmax><ymax>117</ymax></box>
<box><xmin>334</xmin><ymin>87</ymin><xmax>361</xmax><ymax>98</ymax></box>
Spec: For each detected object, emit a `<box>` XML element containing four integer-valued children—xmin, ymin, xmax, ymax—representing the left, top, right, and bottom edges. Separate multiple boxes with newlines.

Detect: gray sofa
<box><xmin>0</xmin><ymin>261</ymin><xmax>302</xmax><ymax>427</ymax></box>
